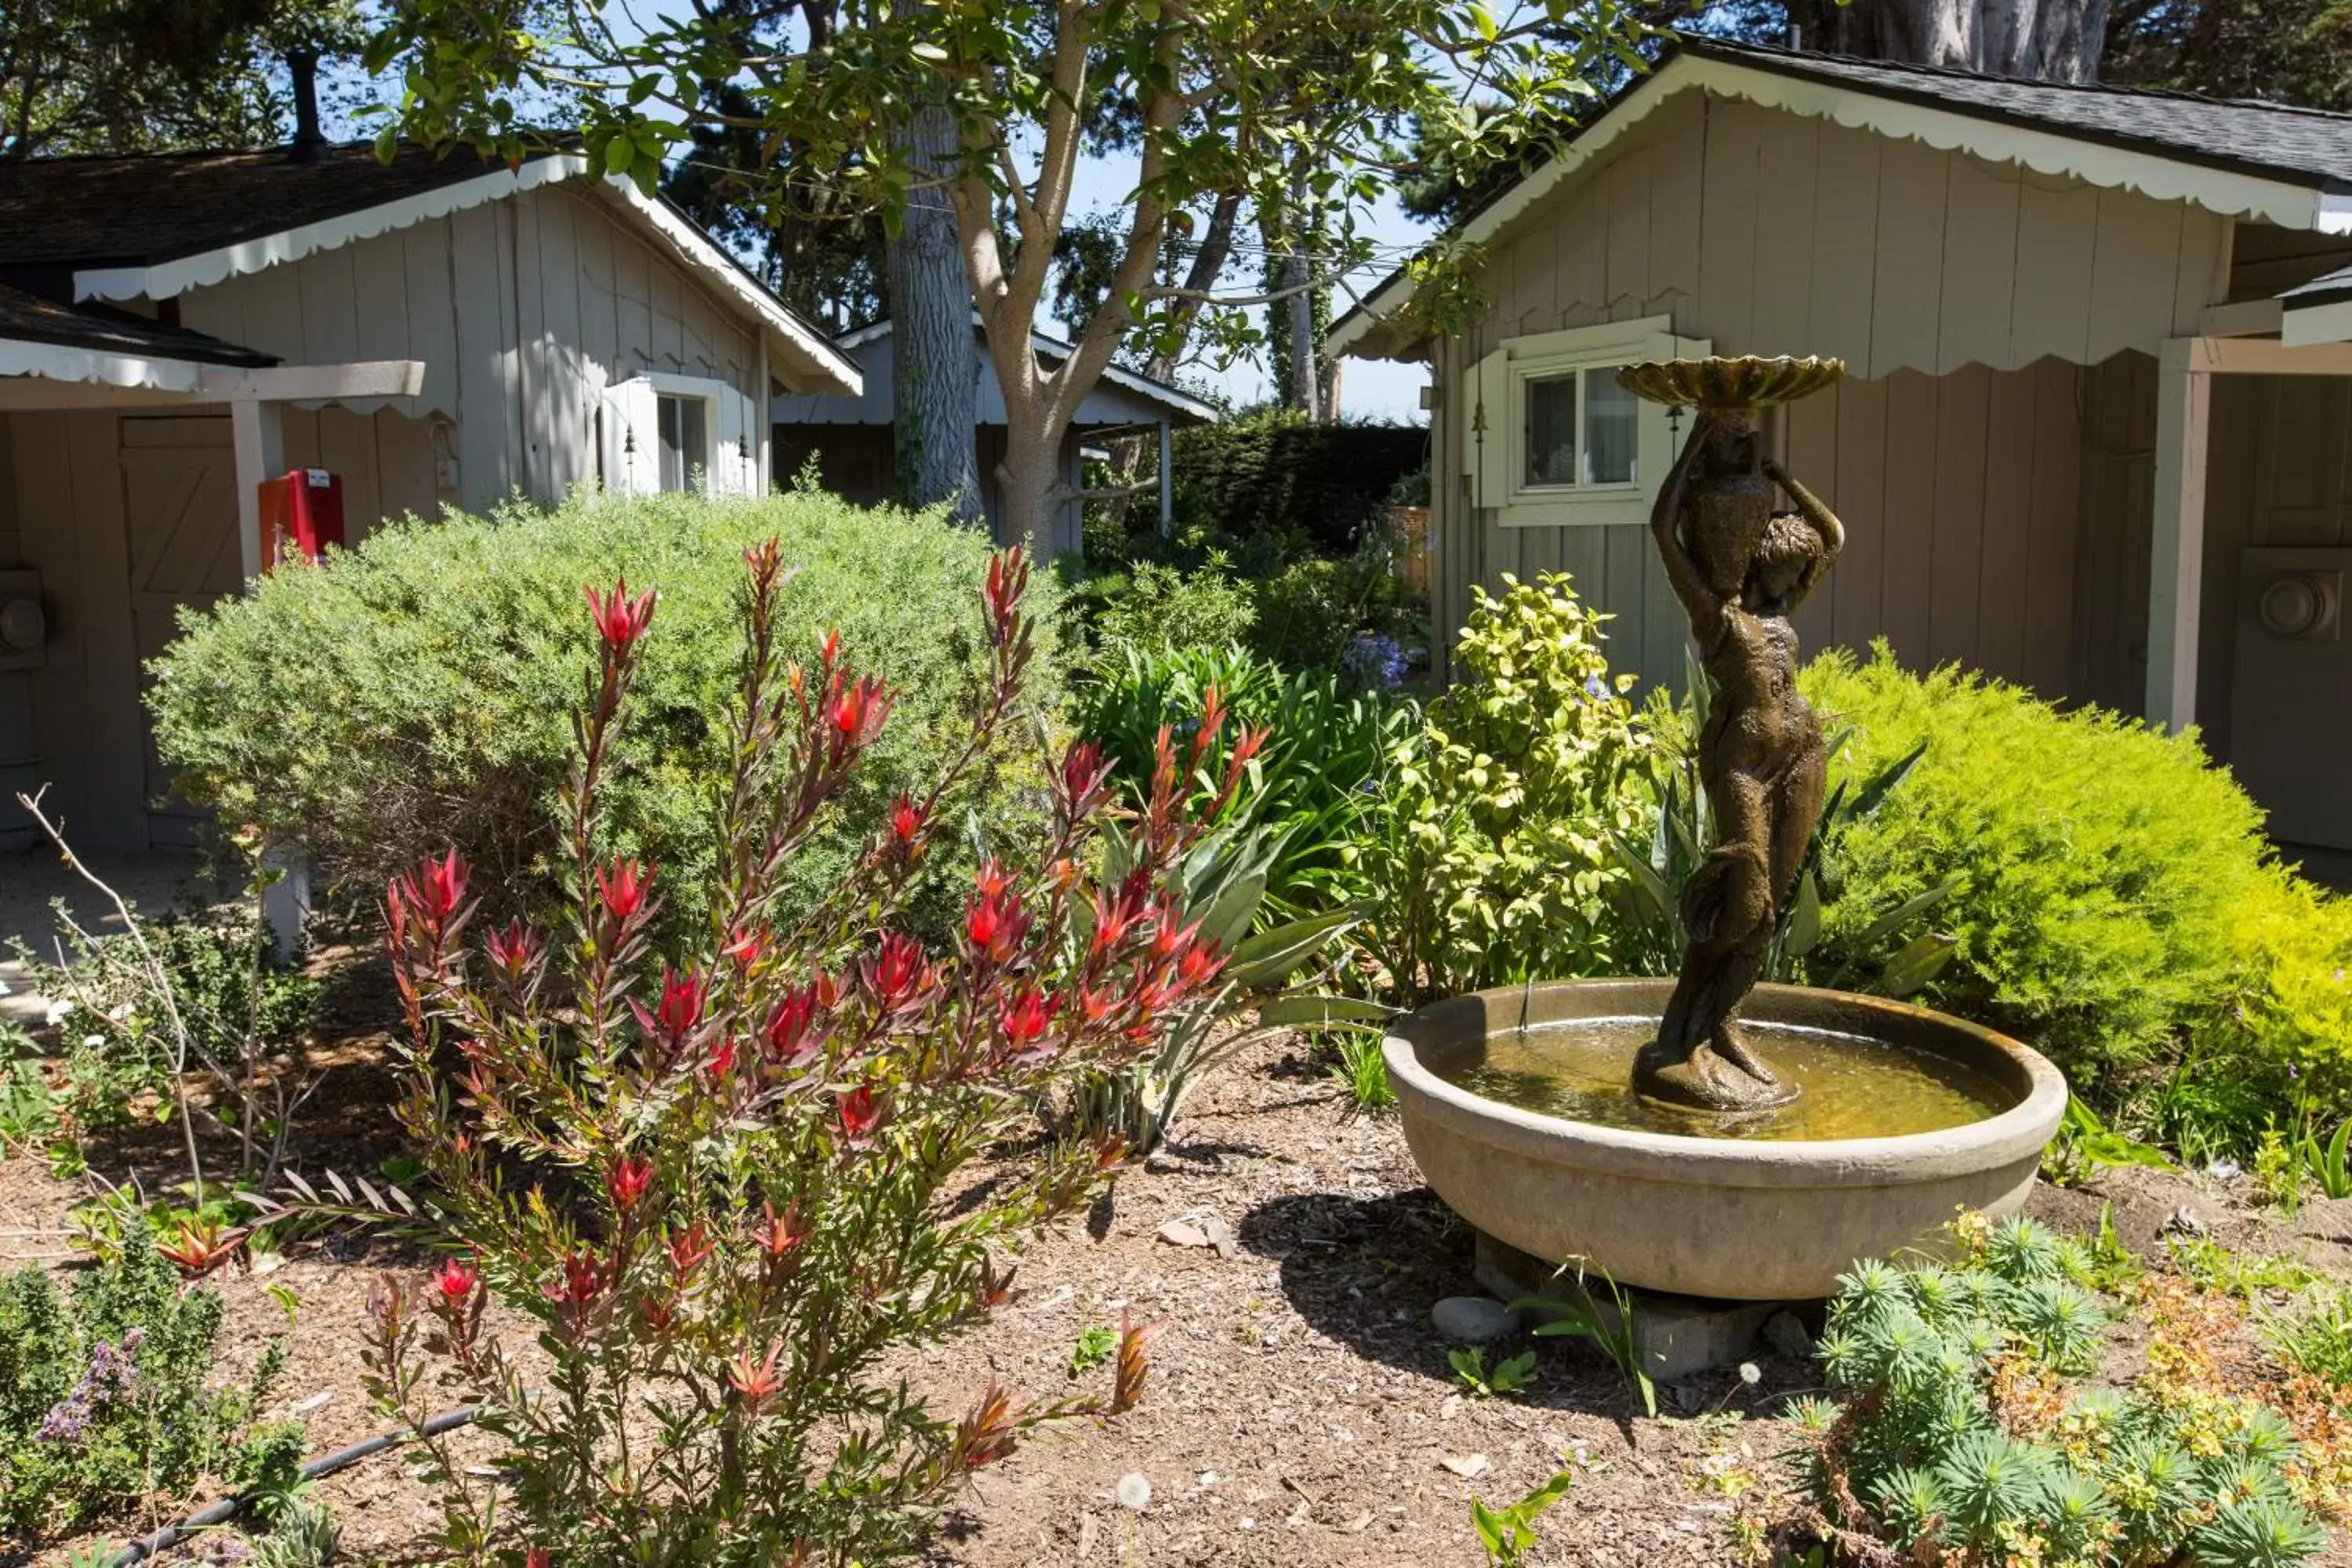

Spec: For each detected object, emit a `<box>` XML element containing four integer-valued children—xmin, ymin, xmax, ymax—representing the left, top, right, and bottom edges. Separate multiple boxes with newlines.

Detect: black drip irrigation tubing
<box><xmin>107</xmin><ymin>1403</ymin><xmax>484</xmax><ymax>1566</ymax></box>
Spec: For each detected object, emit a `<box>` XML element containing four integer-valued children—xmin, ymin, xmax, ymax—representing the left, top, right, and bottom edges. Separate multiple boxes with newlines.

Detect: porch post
<box><xmin>1157</xmin><ymin>419</ymin><xmax>1173</xmax><ymax>535</ymax></box>
<box><xmin>228</xmin><ymin>398</ymin><xmax>285</xmax><ymax>582</ymax></box>
<box><xmin>2146</xmin><ymin>338</ymin><xmax>2212</xmax><ymax>732</ymax></box>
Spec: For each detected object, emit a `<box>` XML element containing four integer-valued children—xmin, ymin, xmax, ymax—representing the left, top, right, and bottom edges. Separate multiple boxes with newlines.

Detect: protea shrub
<box><xmin>361</xmin><ymin>543</ymin><xmax>1231</xmax><ymax>1565</ymax></box>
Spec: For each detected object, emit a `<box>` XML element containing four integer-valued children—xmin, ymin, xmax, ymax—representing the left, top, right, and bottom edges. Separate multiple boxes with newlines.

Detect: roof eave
<box><xmin>1330</xmin><ymin>42</ymin><xmax>2352</xmax><ymax>361</ymax></box>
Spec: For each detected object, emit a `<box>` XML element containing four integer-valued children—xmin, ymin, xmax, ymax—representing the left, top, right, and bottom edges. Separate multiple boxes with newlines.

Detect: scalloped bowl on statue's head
<box><xmin>1617</xmin><ymin>355</ymin><xmax>1846</xmax><ymax>410</ymax></box>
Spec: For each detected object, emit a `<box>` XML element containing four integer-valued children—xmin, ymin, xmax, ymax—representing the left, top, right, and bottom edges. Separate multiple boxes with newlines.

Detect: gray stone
<box><xmin>1763</xmin><ymin>1310</ymin><xmax>1814</xmax><ymax>1361</ymax></box>
<box><xmin>1472</xmin><ymin>1232</ymin><xmax>1777</xmax><ymax>1381</ymax></box>
<box><xmin>1430</xmin><ymin>1294</ymin><xmax>1518</xmax><ymax>1345</ymax></box>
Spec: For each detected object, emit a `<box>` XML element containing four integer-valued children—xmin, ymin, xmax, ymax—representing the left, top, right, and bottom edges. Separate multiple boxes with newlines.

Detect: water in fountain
<box><xmin>1433</xmin><ymin>1016</ymin><xmax>2012</xmax><ymax>1141</ymax></box>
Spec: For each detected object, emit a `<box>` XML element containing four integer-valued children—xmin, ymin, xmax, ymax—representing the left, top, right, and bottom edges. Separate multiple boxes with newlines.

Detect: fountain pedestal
<box><xmin>1470</xmin><ymin>1232</ymin><xmax>1781</xmax><ymax>1381</ymax></box>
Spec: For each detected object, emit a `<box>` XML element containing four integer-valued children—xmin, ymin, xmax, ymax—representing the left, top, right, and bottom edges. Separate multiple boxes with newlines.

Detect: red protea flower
<box><xmin>706</xmin><ymin>1034</ymin><xmax>739</xmax><ymax>1082</ymax></box>
<box><xmin>483</xmin><ymin>919</ymin><xmax>543</xmax><ymax>979</ymax></box>
<box><xmin>1112</xmin><ymin>1308</ymin><xmax>1156</xmax><ymax>1415</ymax></box>
<box><xmin>432</xmin><ymin>1255</ymin><xmax>481</xmax><ymax>1308</ymax></box>
<box><xmin>727</xmin><ymin>1341</ymin><xmax>786</xmax><ymax>1409</ymax></box>
<box><xmin>836</xmin><ymin>1083</ymin><xmax>884</xmax><ymax>1142</ymax></box>
<box><xmin>584</xmin><ymin>578</ymin><xmax>657</xmax><ymax>651</ymax></box>
<box><xmin>818</xmin><ymin>628</ymin><xmax>841</xmax><ymax>669</ymax></box>
<box><xmin>1231</xmin><ymin>724</ymin><xmax>1269</xmax><ymax>771</ymax></box>
<box><xmin>825</xmin><ymin>673</ymin><xmax>891</xmax><ymax>750</ymax></box>
<box><xmin>888</xmin><ymin>793</ymin><xmax>927</xmax><ymax>847</ymax></box>
<box><xmin>604</xmin><ymin>1154</ymin><xmax>655</xmax><ymax>1212</ymax></box>
<box><xmin>757</xmin><ymin>1199</ymin><xmax>806</xmax><ymax>1260</ymax></box>
<box><xmin>972</xmin><ymin>858</ymin><xmax>1013</xmax><ymax>902</ymax></box>
<box><xmin>156</xmin><ymin>1216</ymin><xmax>245</xmax><ymax>1278</ymax></box>
<box><xmin>862</xmin><ymin>932</ymin><xmax>927</xmax><ymax>1010</ymax></box>
<box><xmin>419</xmin><ymin>848</ymin><xmax>468</xmax><ymax>924</ymax></box>
<box><xmin>638</xmin><ymin>1295</ymin><xmax>678</xmax><ymax>1337</ymax></box>
<box><xmin>762</xmin><ymin>984</ymin><xmax>822</xmax><ymax>1068</ymax></box>
<box><xmin>668</xmin><ymin>1221</ymin><xmax>713</xmax><ymax>1279</ymax></box>
<box><xmin>543</xmin><ymin>1251</ymin><xmax>608</xmax><ymax>1319</ymax></box>
<box><xmin>595</xmin><ymin>858</ymin><xmax>653</xmax><ymax>923</ymax></box>
<box><xmin>525</xmin><ymin>1549</ymin><xmax>554</xmax><ymax>1568</ymax></box>
<box><xmin>952</xmin><ymin>1379</ymin><xmax>1024</xmax><ymax>1472</ymax></box>
<box><xmin>998</xmin><ymin>985</ymin><xmax>1057</xmax><ymax>1058</ymax></box>
<box><xmin>983</xmin><ymin>547</ymin><xmax>1028</xmax><ymax>637</ymax></box>
<box><xmin>1058</xmin><ymin>740</ymin><xmax>1110</xmax><ymax>808</ymax></box>
<box><xmin>964</xmin><ymin>887</ymin><xmax>1028</xmax><ymax>963</ymax></box>
<box><xmin>633</xmin><ymin>967</ymin><xmax>705</xmax><ymax>1042</ymax></box>
<box><xmin>813</xmin><ymin>967</ymin><xmax>842</xmax><ymax>1010</ymax></box>
<box><xmin>975</xmin><ymin>1255</ymin><xmax>1019</xmax><ymax>1313</ymax></box>
<box><xmin>1176</xmin><ymin>942</ymin><xmax>1225</xmax><ymax>995</ymax></box>
<box><xmin>720</xmin><ymin>925</ymin><xmax>768</xmax><ymax>968</ymax></box>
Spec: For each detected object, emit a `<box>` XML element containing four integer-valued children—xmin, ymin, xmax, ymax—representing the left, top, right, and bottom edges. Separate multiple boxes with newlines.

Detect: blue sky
<box><xmin>328</xmin><ymin>41</ymin><xmax>1437</xmax><ymax>425</ymax></box>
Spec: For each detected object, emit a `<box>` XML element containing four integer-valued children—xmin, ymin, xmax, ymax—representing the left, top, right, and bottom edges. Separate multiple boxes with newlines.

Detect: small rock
<box><xmin>1441</xmin><ymin>1453</ymin><xmax>1491</xmax><ymax>1478</ymax></box>
<box><xmin>1439</xmin><ymin>1393</ymin><xmax>1465</xmax><ymax>1421</ymax></box>
<box><xmin>1763</xmin><ymin>1310</ymin><xmax>1813</xmax><ymax>1360</ymax></box>
<box><xmin>1431</xmin><ymin>1294</ymin><xmax>1517</xmax><ymax>1344</ymax></box>
<box><xmin>1115</xmin><ymin>1472</ymin><xmax>1152</xmax><ymax>1512</ymax></box>
<box><xmin>1157</xmin><ymin>1220</ymin><xmax>1209</xmax><ymax>1249</ymax></box>
<box><xmin>1200</xmin><ymin>1215</ymin><xmax>1239</xmax><ymax>1259</ymax></box>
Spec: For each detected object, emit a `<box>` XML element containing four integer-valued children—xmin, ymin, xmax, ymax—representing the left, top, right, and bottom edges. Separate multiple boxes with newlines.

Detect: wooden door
<box><xmin>118</xmin><ymin>415</ymin><xmax>241</xmax><ymax>847</ymax></box>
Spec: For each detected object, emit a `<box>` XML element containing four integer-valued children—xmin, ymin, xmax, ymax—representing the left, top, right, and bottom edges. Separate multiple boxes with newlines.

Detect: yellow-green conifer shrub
<box><xmin>1798</xmin><ymin>644</ymin><xmax>2352</xmax><ymax>1118</ymax></box>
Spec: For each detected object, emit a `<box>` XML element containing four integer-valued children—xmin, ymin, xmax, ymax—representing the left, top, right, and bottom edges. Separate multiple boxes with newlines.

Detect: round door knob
<box><xmin>2259</xmin><ymin>573</ymin><xmax>2338</xmax><ymax>639</ymax></box>
<box><xmin>0</xmin><ymin>595</ymin><xmax>41</xmax><ymax>652</ymax></box>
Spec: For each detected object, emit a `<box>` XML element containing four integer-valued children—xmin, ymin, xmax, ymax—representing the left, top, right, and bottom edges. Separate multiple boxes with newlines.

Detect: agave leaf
<box><xmin>1784</xmin><ymin>873</ymin><xmax>1822</xmax><ymax>960</ymax></box>
<box><xmin>1879</xmin><ymin>932</ymin><xmax>1958</xmax><ymax>999</ymax></box>
<box><xmin>1255</xmin><ymin>993</ymin><xmax>1394</xmax><ymax>1027</ymax></box>
<box><xmin>1847</xmin><ymin>739</ymin><xmax>1930</xmax><ymax>822</ymax></box>
<box><xmin>1227</xmin><ymin>909</ymin><xmax>1356</xmax><ymax>989</ymax></box>
<box><xmin>1847</xmin><ymin>877</ymin><xmax>1963</xmax><ymax>951</ymax></box>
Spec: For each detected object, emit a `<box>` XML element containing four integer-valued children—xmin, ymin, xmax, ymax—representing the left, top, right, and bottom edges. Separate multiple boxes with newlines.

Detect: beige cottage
<box><xmin>0</xmin><ymin>142</ymin><xmax>859</xmax><ymax>855</ymax></box>
<box><xmin>1333</xmin><ymin>38</ymin><xmax>2352</xmax><ymax>858</ymax></box>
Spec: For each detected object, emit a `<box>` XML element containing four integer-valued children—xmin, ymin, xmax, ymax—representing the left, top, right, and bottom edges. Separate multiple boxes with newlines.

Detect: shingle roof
<box><xmin>1681</xmin><ymin>37</ymin><xmax>2352</xmax><ymax>195</ymax></box>
<box><xmin>0</xmin><ymin>141</ymin><xmax>562</xmax><ymax>273</ymax></box>
<box><xmin>0</xmin><ymin>282</ymin><xmax>274</xmax><ymax>365</ymax></box>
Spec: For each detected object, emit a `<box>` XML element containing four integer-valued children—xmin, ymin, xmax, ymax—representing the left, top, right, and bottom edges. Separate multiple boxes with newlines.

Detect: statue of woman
<box><xmin>1634</xmin><ymin>405</ymin><xmax>1844</xmax><ymax>1112</ymax></box>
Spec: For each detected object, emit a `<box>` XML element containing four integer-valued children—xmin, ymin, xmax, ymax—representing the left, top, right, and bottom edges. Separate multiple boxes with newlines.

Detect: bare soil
<box><xmin>6</xmin><ymin>1016</ymin><xmax>2351</xmax><ymax>1567</ymax></box>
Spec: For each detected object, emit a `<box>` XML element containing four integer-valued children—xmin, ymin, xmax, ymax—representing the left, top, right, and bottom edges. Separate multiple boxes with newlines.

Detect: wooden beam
<box><xmin>228</xmin><ymin>398</ymin><xmax>285</xmax><ymax>583</ymax></box>
<box><xmin>2182</xmin><ymin>336</ymin><xmax>2352</xmax><ymax>375</ymax></box>
<box><xmin>2147</xmin><ymin>338</ymin><xmax>2212</xmax><ymax>731</ymax></box>
<box><xmin>2197</xmin><ymin>299</ymin><xmax>2282</xmax><ymax>338</ymax></box>
<box><xmin>2283</xmin><ymin>298</ymin><xmax>2352</xmax><ymax>349</ymax></box>
<box><xmin>197</xmin><ymin>360</ymin><xmax>426</xmax><ymax>401</ymax></box>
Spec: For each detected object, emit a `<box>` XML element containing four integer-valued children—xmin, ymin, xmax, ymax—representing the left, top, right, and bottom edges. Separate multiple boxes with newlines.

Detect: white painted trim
<box><xmin>606</xmin><ymin>180</ymin><xmax>861</xmax><ymax>397</ymax></box>
<box><xmin>831</xmin><ymin>314</ymin><xmax>1219</xmax><ymax>420</ymax></box>
<box><xmin>1330</xmin><ymin>51</ymin><xmax>2350</xmax><ymax>359</ymax></box>
<box><xmin>75</xmin><ymin>155</ymin><xmax>590</xmax><ymax>303</ymax></box>
<box><xmin>0</xmin><ymin>336</ymin><xmax>207</xmax><ymax>391</ymax></box>
<box><xmin>196</xmin><ymin>360</ymin><xmax>426</xmax><ymax>401</ymax></box>
<box><xmin>2147</xmin><ymin>337</ymin><xmax>2212</xmax><ymax>731</ymax></box>
<box><xmin>2283</xmin><ymin>298</ymin><xmax>2352</xmax><ymax>348</ymax></box>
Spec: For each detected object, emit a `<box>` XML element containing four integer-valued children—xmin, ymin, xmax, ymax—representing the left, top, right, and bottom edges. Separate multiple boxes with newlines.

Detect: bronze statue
<box><xmin>1619</xmin><ymin>358</ymin><xmax>1846</xmax><ymax>1112</ymax></box>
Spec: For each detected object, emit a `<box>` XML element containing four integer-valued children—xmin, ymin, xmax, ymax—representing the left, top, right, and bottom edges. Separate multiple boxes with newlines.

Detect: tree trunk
<box><xmin>1099</xmin><ymin>191</ymin><xmax>1243</xmax><ymax>535</ymax></box>
<box><xmin>995</xmin><ymin>405</ymin><xmax>1065</xmax><ymax>548</ymax></box>
<box><xmin>1792</xmin><ymin>0</ymin><xmax>2111</xmax><ymax>82</ymax></box>
<box><xmin>885</xmin><ymin>103</ymin><xmax>983</xmax><ymax>522</ymax></box>
<box><xmin>1277</xmin><ymin>162</ymin><xmax>1323</xmax><ymax>420</ymax></box>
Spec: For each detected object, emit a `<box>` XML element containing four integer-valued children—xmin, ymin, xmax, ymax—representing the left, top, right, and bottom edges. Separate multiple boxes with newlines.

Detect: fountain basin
<box><xmin>1385</xmin><ymin>978</ymin><xmax>2068</xmax><ymax>1301</ymax></box>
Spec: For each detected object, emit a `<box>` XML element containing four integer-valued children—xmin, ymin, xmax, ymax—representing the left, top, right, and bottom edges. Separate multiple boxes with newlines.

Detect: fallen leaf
<box><xmin>1440</xmin><ymin>1453</ymin><xmax>1490</xmax><ymax>1478</ymax></box>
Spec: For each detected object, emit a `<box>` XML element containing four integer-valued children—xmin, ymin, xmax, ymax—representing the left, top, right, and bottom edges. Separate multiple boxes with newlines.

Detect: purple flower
<box><xmin>1583</xmin><ymin>674</ymin><xmax>1610</xmax><ymax>702</ymax></box>
<box><xmin>37</xmin><ymin>1328</ymin><xmax>142</xmax><ymax>1444</ymax></box>
<box><xmin>1341</xmin><ymin>631</ymin><xmax>1407</xmax><ymax>690</ymax></box>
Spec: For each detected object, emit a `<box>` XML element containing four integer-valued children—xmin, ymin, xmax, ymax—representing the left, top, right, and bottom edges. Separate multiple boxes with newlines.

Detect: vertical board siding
<box><xmin>1433</xmin><ymin>86</ymin><xmax>2227</xmax><ymax>706</ymax></box>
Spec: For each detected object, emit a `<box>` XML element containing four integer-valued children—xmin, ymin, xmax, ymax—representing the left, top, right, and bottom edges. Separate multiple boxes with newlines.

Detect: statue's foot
<box><xmin>1710</xmin><ymin>1020</ymin><xmax>1780</xmax><ymax>1085</ymax></box>
<box><xmin>1633</xmin><ymin>1039</ymin><xmax>1798</xmax><ymax>1113</ymax></box>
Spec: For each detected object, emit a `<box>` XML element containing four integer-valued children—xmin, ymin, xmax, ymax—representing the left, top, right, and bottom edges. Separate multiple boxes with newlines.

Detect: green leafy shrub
<box><xmin>148</xmin><ymin>490</ymin><xmax>1066</xmax><ymax>941</ymax></box>
<box><xmin>0</xmin><ymin>1221</ymin><xmax>303</xmax><ymax>1541</ymax></box>
<box><xmin>1789</xmin><ymin>1215</ymin><xmax>2329</xmax><ymax>1568</ymax></box>
<box><xmin>1167</xmin><ymin>406</ymin><xmax>1428</xmax><ymax>554</ymax></box>
<box><xmin>1244</xmin><ymin>526</ymin><xmax>1422</xmax><ymax>675</ymax></box>
<box><xmin>1071</xmin><ymin>641</ymin><xmax>1413</xmax><ymax>921</ymax></box>
<box><xmin>355</xmin><ymin>544</ymin><xmax>1185</xmax><ymax>1562</ymax></box>
<box><xmin>1353</xmin><ymin>572</ymin><xmax>1656</xmax><ymax>1000</ymax></box>
<box><xmin>1088</xmin><ymin>559</ymin><xmax>1257</xmax><ymax>655</ymax></box>
<box><xmin>1798</xmin><ymin>645</ymin><xmax>2352</xmax><ymax>1112</ymax></box>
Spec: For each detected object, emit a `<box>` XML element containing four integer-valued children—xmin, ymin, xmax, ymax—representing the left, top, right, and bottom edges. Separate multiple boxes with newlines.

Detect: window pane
<box><xmin>1524</xmin><ymin>375</ymin><xmax>1577</xmax><ymax>487</ymax></box>
<box><xmin>1584</xmin><ymin>369</ymin><xmax>1637</xmax><ymax>485</ymax></box>
<box><xmin>681</xmin><ymin>398</ymin><xmax>708</xmax><ymax>488</ymax></box>
<box><xmin>657</xmin><ymin>395</ymin><xmax>684</xmax><ymax>492</ymax></box>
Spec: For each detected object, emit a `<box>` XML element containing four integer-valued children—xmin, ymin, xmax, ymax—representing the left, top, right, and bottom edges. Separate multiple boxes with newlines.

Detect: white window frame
<box><xmin>599</xmin><ymin>371</ymin><xmax>760</xmax><ymax>498</ymax></box>
<box><xmin>1466</xmin><ymin>315</ymin><xmax>1710</xmax><ymax>528</ymax></box>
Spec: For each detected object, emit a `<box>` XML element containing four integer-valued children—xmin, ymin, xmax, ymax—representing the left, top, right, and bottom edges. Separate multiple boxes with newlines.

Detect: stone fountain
<box><xmin>1385</xmin><ymin>358</ymin><xmax>2067</xmax><ymax>1317</ymax></box>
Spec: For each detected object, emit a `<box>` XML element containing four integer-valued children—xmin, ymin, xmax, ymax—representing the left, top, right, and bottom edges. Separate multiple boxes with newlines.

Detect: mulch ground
<box><xmin>7</xmin><ymin>1000</ymin><xmax>2352</xmax><ymax>1566</ymax></box>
